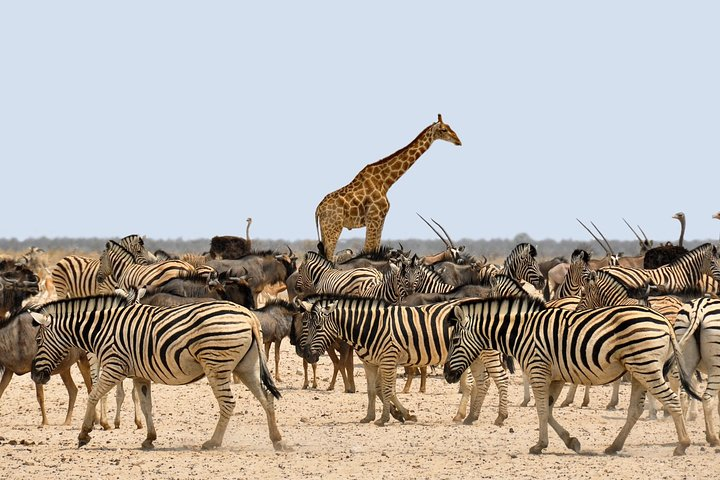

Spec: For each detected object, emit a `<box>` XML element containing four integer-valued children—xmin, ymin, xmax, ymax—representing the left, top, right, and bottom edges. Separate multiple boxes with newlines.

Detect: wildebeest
<box><xmin>0</xmin><ymin>310</ymin><xmax>93</xmax><ymax>426</ymax></box>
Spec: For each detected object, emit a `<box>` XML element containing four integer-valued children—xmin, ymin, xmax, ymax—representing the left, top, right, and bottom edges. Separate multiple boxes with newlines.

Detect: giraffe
<box><xmin>315</xmin><ymin>114</ymin><xmax>462</xmax><ymax>260</ymax></box>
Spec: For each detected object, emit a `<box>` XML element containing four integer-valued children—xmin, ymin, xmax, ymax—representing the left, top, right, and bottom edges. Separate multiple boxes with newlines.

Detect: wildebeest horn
<box><xmin>417</xmin><ymin>213</ymin><xmax>450</xmax><ymax>248</ymax></box>
<box><xmin>576</xmin><ymin>219</ymin><xmax>611</xmax><ymax>256</ymax></box>
<box><xmin>286</xmin><ymin>244</ymin><xmax>294</xmax><ymax>257</ymax></box>
<box><xmin>590</xmin><ymin>221</ymin><xmax>615</xmax><ymax>256</ymax></box>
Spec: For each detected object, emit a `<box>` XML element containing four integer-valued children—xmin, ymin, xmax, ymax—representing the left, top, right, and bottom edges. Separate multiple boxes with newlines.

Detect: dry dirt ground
<box><xmin>1</xmin><ymin>340</ymin><xmax>718</xmax><ymax>480</ymax></box>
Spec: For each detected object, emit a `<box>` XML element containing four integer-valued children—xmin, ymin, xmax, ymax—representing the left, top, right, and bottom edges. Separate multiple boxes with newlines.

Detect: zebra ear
<box><xmin>322</xmin><ymin>301</ymin><xmax>338</xmax><ymax>314</ymax></box>
<box><xmin>299</xmin><ymin>301</ymin><xmax>314</xmax><ymax>312</ymax></box>
<box><xmin>30</xmin><ymin>311</ymin><xmax>50</xmax><ymax>327</ymax></box>
<box><xmin>452</xmin><ymin>306</ymin><xmax>469</xmax><ymax>328</ymax></box>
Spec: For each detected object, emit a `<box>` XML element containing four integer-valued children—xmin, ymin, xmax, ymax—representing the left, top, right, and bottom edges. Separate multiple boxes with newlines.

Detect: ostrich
<box><xmin>209</xmin><ymin>217</ymin><xmax>253</xmax><ymax>260</ymax></box>
<box><xmin>642</xmin><ymin>212</ymin><xmax>688</xmax><ymax>269</ymax></box>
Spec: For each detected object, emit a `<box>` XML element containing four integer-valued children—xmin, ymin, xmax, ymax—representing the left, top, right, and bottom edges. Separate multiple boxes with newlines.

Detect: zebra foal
<box><xmin>28</xmin><ymin>293</ymin><xmax>285</xmax><ymax>450</ymax></box>
<box><xmin>444</xmin><ymin>296</ymin><xmax>700</xmax><ymax>456</ymax></box>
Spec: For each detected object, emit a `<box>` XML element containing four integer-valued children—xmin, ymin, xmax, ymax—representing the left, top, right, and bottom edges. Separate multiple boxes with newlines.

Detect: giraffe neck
<box><xmin>359</xmin><ymin>125</ymin><xmax>435</xmax><ymax>193</ymax></box>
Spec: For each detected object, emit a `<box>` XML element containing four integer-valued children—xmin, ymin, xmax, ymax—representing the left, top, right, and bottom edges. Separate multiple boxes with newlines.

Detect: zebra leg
<box><xmin>521</xmin><ymin>371</ymin><xmax>532</xmax><ymax>407</ymax></box>
<box><xmin>89</xmin><ymin>354</ymin><xmax>112</xmax><ymax>430</ymax></box>
<box><xmin>546</xmin><ymin>380</ymin><xmax>581</xmax><ymax>453</ymax></box>
<box><xmin>483</xmin><ymin>352</ymin><xmax>509</xmax><ymax>426</ymax></box>
<box><xmin>376</xmin><ymin>364</ymin><xmax>414</xmax><ymax>426</ymax></box>
<box><xmin>582</xmin><ymin>385</ymin><xmax>591</xmax><ymax>407</ymax></box>
<box><xmin>58</xmin><ymin>368</ymin><xmax>79</xmax><ymax>426</ymax></box>
<box><xmin>79</xmin><ymin>366</ymin><xmax>125</xmax><ymax>447</ymax></box>
<box><xmin>419</xmin><ymin>366</ymin><xmax>427</xmax><ymax>393</ymax></box>
<box><xmin>529</xmin><ymin>374</ymin><xmax>552</xmax><ymax>454</ymax></box>
<box><xmin>361</xmin><ymin>363</ymin><xmax>379</xmax><ymax>423</ymax></box>
<box><xmin>702</xmin><ymin>390</ymin><xmax>720</xmax><ymax>446</ymax></box>
<box><xmin>401</xmin><ymin>366</ymin><xmax>415</xmax><ymax>394</ymax></box>
<box><xmin>133</xmin><ymin>379</ymin><xmax>158</xmax><ymax>449</ymax></box>
<box><xmin>131</xmin><ymin>383</ymin><xmax>143</xmax><ymax>429</ymax></box>
<box><xmin>453</xmin><ymin>369</ymin><xmax>472</xmax><ymax>423</ymax></box>
<box><xmin>34</xmin><ymin>382</ymin><xmax>48</xmax><ymax>427</ymax></box>
<box><xmin>605</xmin><ymin>376</ymin><xmax>647</xmax><ymax>454</ymax></box>
<box><xmin>463</xmin><ymin>361</ymin><xmax>490</xmax><ymax>425</ymax></box>
<box><xmin>114</xmin><ymin>381</ymin><xmax>125</xmax><ymax>429</ymax></box>
<box><xmin>232</xmin><ymin>343</ymin><xmax>285</xmax><ymax>451</ymax></box>
<box><xmin>606</xmin><ymin>378</ymin><xmax>621</xmax><ymax>410</ymax></box>
<box><xmin>559</xmin><ymin>383</ymin><xmax>577</xmax><ymax>407</ymax></box>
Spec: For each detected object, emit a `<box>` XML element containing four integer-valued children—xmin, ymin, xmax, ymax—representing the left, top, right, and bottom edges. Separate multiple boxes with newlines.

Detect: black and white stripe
<box><xmin>444</xmin><ymin>295</ymin><xmax>699</xmax><ymax>455</ymax></box>
<box><xmin>29</xmin><ymin>293</ymin><xmax>284</xmax><ymax>450</ymax></box>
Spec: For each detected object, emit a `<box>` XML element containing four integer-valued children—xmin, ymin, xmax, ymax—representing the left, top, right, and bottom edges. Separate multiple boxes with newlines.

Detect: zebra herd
<box><xmin>3</xmin><ymin>233</ymin><xmax>720</xmax><ymax>456</ymax></box>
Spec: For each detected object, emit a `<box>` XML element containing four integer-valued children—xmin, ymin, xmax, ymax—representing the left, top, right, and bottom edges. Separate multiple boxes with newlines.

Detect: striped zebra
<box><xmin>444</xmin><ymin>296</ymin><xmax>700</xmax><ymax>455</ymax></box>
<box><xmin>672</xmin><ymin>296</ymin><xmax>720</xmax><ymax>446</ymax></box>
<box><xmin>563</xmin><ymin>269</ymin><xmax>686</xmax><ymax>412</ymax></box>
<box><xmin>52</xmin><ymin>234</ymin><xmax>155</xmax><ymax>299</ymax></box>
<box><xmin>600</xmin><ymin>242</ymin><xmax>720</xmax><ymax>295</ymax></box>
<box><xmin>299</xmin><ymin>295</ymin><xmax>509</xmax><ymax>426</ymax></box>
<box><xmin>295</xmin><ymin>250</ymin><xmax>383</xmax><ymax>297</ymax></box>
<box><xmin>553</xmin><ymin>249</ymin><xmax>590</xmax><ymax>300</ymax></box>
<box><xmin>28</xmin><ymin>293</ymin><xmax>284</xmax><ymax>450</ymax></box>
<box><xmin>98</xmin><ymin>240</ymin><xmax>212</xmax><ymax>291</ymax></box>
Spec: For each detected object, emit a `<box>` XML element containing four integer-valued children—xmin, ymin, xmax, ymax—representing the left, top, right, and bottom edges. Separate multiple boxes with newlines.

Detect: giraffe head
<box><xmin>431</xmin><ymin>114</ymin><xmax>462</xmax><ymax>146</ymax></box>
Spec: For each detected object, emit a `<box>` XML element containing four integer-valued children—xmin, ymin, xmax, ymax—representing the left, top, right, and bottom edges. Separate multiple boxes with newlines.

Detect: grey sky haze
<box><xmin>2</xmin><ymin>2</ymin><xmax>719</xmax><ymax>244</ymax></box>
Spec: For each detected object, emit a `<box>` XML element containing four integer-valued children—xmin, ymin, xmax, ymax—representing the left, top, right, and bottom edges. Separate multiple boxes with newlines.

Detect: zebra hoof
<box><xmin>463</xmin><ymin>416</ymin><xmax>477</xmax><ymax>426</ymax></box>
<box><xmin>673</xmin><ymin>446</ymin><xmax>687</xmax><ymax>456</ymax></box>
<box><xmin>493</xmin><ymin>415</ymin><xmax>506</xmax><ymax>427</ymax></box>
<box><xmin>568</xmin><ymin>437</ymin><xmax>581</xmax><ymax>453</ymax></box>
<box><xmin>529</xmin><ymin>444</ymin><xmax>545</xmax><ymax>454</ymax></box>
<box><xmin>520</xmin><ymin>401</ymin><xmax>530</xmax><ymax>407</ymax></box>
<box><xmin>77</xmin><ymin>436</ymin><xmax>91</xmax><ymax>448</ymax></box>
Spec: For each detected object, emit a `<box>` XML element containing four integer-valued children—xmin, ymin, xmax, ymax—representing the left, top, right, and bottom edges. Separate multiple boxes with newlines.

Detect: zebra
<box><xmin>295</xmin><ymin>250</ymin><xmax>383</xmax><ymax>298</ymax></box>
<box><xmin>444</xmin><ymin>295</ymin><xmax>700</xmax><ymax>455</ymax></box>
<box><xmin>28</xmin><ymin>292</ymin><xmax>285</xmax><ymax>450</ymax></box>
<box><xmin>51</xmin><ymin>234</ymin><xmax>156</xmax><ymax>299</ymax></box>
<box><xmin>97</xmin><ymin>240</ymin><xmax>213</xmax><ymax>291</ymax></box>
<box><xmin>502</xmin><ymin>243</ymin><xmax>545</xmax><ymax>291</ymax></box>
<box><xmin>600</xmin><ymin>242</ymin><xmax>720</xmax><ymax>295</ymax></box>
<box><xmin>672</xmin><ymin>296</ymin><xmax>720</xmax><ymax>446</ymax></box>
<box><xmin>563</xmin><ymin>269</ymin><xmax>687</xmax><ymax>413</ymax></box>
<box><xmin>299</xmin><ymin>295</ymin><xmax>510</xmax><ymax>426</ymax></box>
<box><xmin>553</xmin><ymin>249</ymin><xmax>590</xmax><ymax>300</ymax></box>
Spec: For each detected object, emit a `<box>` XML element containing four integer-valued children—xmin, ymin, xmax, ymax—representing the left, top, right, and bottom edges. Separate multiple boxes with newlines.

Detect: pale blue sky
<box><xmin>2</xmin><ymin>2</ymin><xmax>718</xmax><ymax>244</ymax></box>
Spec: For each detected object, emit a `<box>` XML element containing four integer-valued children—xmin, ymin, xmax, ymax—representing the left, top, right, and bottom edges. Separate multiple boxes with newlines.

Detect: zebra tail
<box><xmin>503</xmin><ymin>354</ymin><xmax>515</xmax><ymax>375</ymax></box>
<box><xmin>665</xmin><ymin>331</ymin><xmax>702</xmax><ymax>402</ymax></box>
<box><xmin>675</xmin><ymin>303</ymin><xmax>702</xmax><ymax>349</ymax></box>
<box><xmin>250</xmin><ymin>319</ymin><xmax>282</xmax><ymax>400</ymax></box>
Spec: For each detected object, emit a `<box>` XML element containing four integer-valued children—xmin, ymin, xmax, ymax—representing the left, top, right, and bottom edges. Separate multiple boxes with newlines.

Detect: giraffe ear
<box><xmin>437</xmin><ymin>113</ymin><xmax>443</xmax><ymax>123</ymax></box>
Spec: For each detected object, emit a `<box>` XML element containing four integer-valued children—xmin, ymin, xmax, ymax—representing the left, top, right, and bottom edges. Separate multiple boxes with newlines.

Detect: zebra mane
<box><xmin>304</xmin><ymin>250</ymin><xmax>334</xmax><ymax>268</ymax></box>
<box><xmin>20</xmin><ymin>292</ymin><xmax>132</xmax><ymax>316</ymax></box>
<box><xmin>463</xmin><ymin>294</ymin><xmax>548</xmax><ymax>312</ymax></box>
<box><xmin>665</xmin><ymin>242</ymin><xmax>713</xmax><ymax>268</ymax></box>
<box><xmin>300</xmin><ymin>293</ymin><xmax>392</xmax><ymax>309</ymax></box>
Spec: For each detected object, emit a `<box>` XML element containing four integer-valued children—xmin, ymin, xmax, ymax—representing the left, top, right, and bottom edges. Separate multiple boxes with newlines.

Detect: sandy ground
<box><xmin>1</xmin><ymin>340</ymin><xmax>718</xmax><ymax>480</ymax></box>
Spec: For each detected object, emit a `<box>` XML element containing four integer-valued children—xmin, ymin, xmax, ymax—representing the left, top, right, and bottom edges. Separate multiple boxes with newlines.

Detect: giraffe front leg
<box><xmin>363</xmin><ymin>204</ymin><xmax>388</xmax><ymax>253</ymax></box>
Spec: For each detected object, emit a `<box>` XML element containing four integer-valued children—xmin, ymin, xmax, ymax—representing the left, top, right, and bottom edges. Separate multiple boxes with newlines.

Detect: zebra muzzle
<box><xmin>443</xmin><ymin>363</ymin><xmax>463</xmax><ymax>384</ymax></box>
<box><xmin>31</xmin><ymin>366</ymin><xmax>51</xmax><ymax>385</ymax></box>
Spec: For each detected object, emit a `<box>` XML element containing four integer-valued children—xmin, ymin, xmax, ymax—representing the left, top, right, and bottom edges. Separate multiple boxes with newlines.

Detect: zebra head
<box><xmin>444</xmin><ymin>304</ymin><xmax>483</xmax><ymax>384</ymax></box>
<box><xmin>503</xmin><ymin>243</ymin><xmax>545</xmax><ymax>291</ymax></box>
<box><xmin>29</xmin><ymin>309</ymin><xmax>69</xmax><ymax>385</ymax></box>
<box><xmin>707</xmin><ymin>244</ymin><xmax>720</xmax><ymax>281</ymax></box>
<box><xmin>298</xmin><ymin>299</ymin><xmax>338</xmax><ymax>364</ymax></box>
<box><xmin>119</xmin><ymin>234</ymin><xmax>157</xmax><ymax>265</ymax></box>
<box><xmin>295</xmin><ymin>251</ymin><xmax>328</xmax><ymax>296</ymax></box>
